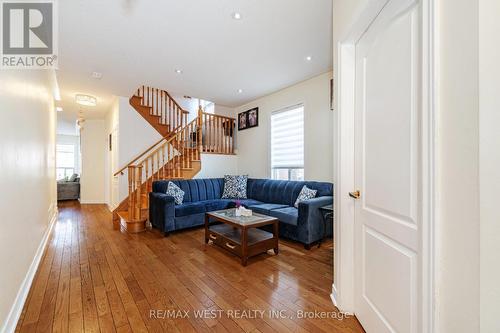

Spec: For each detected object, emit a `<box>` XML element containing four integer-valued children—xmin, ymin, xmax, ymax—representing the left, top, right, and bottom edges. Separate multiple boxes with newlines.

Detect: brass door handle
<box><xmin>349</xmin><ymin>190</ymin><xmax>361</xmax><ymax>199</ymax></box>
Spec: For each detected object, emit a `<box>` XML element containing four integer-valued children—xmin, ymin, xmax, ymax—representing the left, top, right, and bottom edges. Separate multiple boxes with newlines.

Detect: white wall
<box><xmin>0</xmin><ymin>70</ymin><xmax>57</xmax><ymax>332</ymax></box>
<box><xmin>56</xmin><ymin>116</ymin><xmax>78</xmax><ymax>136</ymax></box>
<box><xmin>214</xmin><ymin>104</ymin><xmax>235</xmax><ymax>118</ymax></box>
<box><xmin>80</xmin><ymin>119</ymin><xmax>106</xmax><ymax>203</ymax></box>
<box><xmin>118</xmin><ymin>96</ymin><xmax>163</xmax><ymax>201</ymax></box>
<box><xmin>195</xmin><ymin>154</ymin><xmax>238</xmax><ymax>179</ymax></box>
<box><xmin>479</xmin><ymin>0</ymin><xmax>500</xmax><ymax>331</ymax></box>
<box><xmin>437</xmin><ymin>0</ymin><xmax>480</xmax><ymax>332</ymax></box>
<box><xmin>104</xmin><ymin>97</ymin><xmax>120</xmax><ymax>209</ymax></box>
<box><xmin>234</xmin><ymin>72</ymin><xmax>334</xmax><ymax>182</ymax></box>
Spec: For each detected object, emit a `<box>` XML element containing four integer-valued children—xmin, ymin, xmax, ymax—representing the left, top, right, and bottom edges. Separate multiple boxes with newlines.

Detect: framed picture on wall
<box><xmin>238</xmin><ymin>107</ymin><xmax>259</xmax><ymax>131</ymax></box>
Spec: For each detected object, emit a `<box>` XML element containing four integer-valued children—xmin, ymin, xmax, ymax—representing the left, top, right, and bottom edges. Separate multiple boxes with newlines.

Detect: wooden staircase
<box><xmin>112</xmin><ymin>85</ymin><xmax>236</xmax><ymax>232</ymax></box>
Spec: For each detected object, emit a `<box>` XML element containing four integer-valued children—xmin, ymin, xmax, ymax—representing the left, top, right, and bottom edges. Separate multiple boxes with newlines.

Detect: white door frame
<box><xmin>332</xmin><ymin>0</ymin><xmax>437</xmax><ymax>332</ymax></box>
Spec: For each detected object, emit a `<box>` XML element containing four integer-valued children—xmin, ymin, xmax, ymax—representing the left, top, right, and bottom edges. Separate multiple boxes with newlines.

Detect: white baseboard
<box><xmin>330</xmin><ymin>283</ymin><xmax>339</xmax><ymax>307</ymax></box>
<box><xmin>107</xmin><ymin>202</ymin><xmax>118</xmax><ymax>212</ymax></box>
<box><xmin>0</xmin><ymin>209</ymin><xmax>58</xmax><ymax>333</ymax></box>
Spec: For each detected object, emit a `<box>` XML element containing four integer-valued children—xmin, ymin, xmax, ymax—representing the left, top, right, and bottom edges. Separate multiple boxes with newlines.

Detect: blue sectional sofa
<box><xmin>149</xmin><ymin>178</ymin><xmax>333</xmax><ymax>248</ymax></box>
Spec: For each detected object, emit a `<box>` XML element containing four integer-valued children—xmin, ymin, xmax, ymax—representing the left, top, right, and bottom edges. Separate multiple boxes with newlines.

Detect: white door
<box><xmin>354</xmin><ymin>1</ymin><xmax>421</xmax><ymax>332</ymax></box>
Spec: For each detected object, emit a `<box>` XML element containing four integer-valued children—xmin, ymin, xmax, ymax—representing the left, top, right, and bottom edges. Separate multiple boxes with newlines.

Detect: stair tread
<box><xmin>117</xmin><ymin>210</ymin><xmax>147</xmax><ymax>222</ymax></box>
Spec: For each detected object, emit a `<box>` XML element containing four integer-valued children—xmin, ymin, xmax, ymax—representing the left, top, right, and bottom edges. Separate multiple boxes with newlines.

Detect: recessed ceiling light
<box><xmin>232</xmin><ymin>12</ymin><xmax>242</xmax><ymax>20</ymax></box>
<box><xmin>75</xmin><ymin>94</ymin><xmax>97</xmax><ymax>107</ymax></box>
<box><xmin>237</xmin><ymin>89</ymin><xmax>243</xmax><ymax>94</ymax></box>
<box><xmin>56</xmin><ymin>106</ymin><xmax>63</xmax><ymax>112</ymax></box>
<box><xmin>91</xmin><ymin>72</ymin><xmax>102</xmax><ymax>79</ymax></box>
<box><xmin>305</xmin><ymin>56</ymin><xmax>312</xmax><ymax>61</ymax></box>
<box><xmin>175</xmin><ymin>69</ymin><xmax>183</xmax><ymax>74</ymax></box>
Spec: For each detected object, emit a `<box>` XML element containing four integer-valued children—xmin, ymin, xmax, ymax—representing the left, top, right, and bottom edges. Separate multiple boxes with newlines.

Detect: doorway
<box><xmin>334</xmin><ymin>0</ymin><xmax>436</xmax><ymax>332</ymax></box>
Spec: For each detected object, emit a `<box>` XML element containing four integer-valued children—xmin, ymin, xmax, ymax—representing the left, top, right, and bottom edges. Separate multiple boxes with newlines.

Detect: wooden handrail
<box><xmin>113</xmin><ymin>133</ymin><xmax>176</xmax><ymax>176</ymax></box>
<box><xmin>114</xmin><ymin>118</ymin><xmax>199</xmax><ymax>176</ymax></box>
<box><xmin>200</xmin><ymin>111</ymin><xmax>236</xmax><ymax>121</ymax></box>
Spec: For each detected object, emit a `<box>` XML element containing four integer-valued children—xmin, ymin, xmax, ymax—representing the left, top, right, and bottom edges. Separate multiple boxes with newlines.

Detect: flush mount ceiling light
<box><xmin>75</xmin><ymin>94</ymin><xmax>97</xmax><ymax>107</ymax></box>
<box><xmin>305</xmin><ymin>56</ymin><xmax>312</xmax><ymax>61</ymax></box>
<box><xmin>237</xmin><ymin>89</ymin><xmax>243</xmax><ymax>94</ymax></box>
<box><xmin>91</xmin><ymin>71</ymin><xmax>102</xmax><ymax>79</ymax></box>
<box><xmin>232</xmin><ymin>12</ymin><xmax>242</xmax><ymax>20</ymax></box>
<box><xmin>175</xmin><ymin>69</ymin><xmax>183</xmax><ymax>74</ymax></box>
<box><xmin>56</xmin><ymin>106</ymin><xmax>63</xmax><ymax>112</ymax></box>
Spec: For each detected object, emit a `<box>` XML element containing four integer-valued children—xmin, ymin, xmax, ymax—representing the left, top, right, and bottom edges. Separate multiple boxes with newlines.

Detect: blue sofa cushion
<box><xmin>153</xmin><ymin>178</ymin><xmax>225</xmax><ymax>202</ymax></box>
<box><xmin>269</xmin><ymin>207</ymin><xmax>299</xmax><ymax>226</ymax></box>
<box><xmin>238</xmin><ymin>199</ymin><xmax>264</xmax><ymax>207</ymax></box>
<box><xmin>246</xmin><ymin>179</ymin><xmax>333</xmax><ymax>207</ymax></box>
<box><xmin>200</xmin><ymin>199</ymin><xmax>232</xmax><ymax>212</ymax></box>
<box><xmin>248</xmin><ymin>203</ymin><xmax>289</xmax><ymax>215</ymax></box>
<box><xmin>175</xmin><ymin>202</ymin><xmax>206</xmax><ymax>217</ymax></box>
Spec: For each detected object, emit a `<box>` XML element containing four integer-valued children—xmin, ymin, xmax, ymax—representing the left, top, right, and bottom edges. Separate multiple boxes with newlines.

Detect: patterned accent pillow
<box><xmin>294</xmin><ymin>185</ymin><xmax>317</xmax><ymax>208</ymax></box>
<box><xmin>166</xmin><ymin>181</ymin><xmax>185</xmax><ymax>205</ymax></box>
<box><xmin>221</xmin><ymin>175</ymin><xmax>248</xmax><ymax>199</ymax></box>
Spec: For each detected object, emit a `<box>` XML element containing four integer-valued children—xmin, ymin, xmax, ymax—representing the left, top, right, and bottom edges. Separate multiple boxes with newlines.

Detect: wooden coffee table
<box><xmin>205</xmin><ymin>209</ymin><xmax>279</xmax><ymax>266</ymax></box>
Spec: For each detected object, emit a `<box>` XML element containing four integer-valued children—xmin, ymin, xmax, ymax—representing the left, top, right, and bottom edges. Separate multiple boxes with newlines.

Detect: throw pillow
<box><xmin>294</xmin><ymin>185</ymin><xmax>317</xmax><ymax>208</ymax></box>
<box><xmin>221</xmin><ymin>175</ymin><xmax>248</xmax><ymax>199</ymax></box>
<box><xmin>166</xmin><ymin>181</ymin><xmax>185</xmax><ymax>205</ymax></box>
<box><xmin>69</xmin><ymin>174</ymin><xmax>78</xmax><ymax>182</ymax></box>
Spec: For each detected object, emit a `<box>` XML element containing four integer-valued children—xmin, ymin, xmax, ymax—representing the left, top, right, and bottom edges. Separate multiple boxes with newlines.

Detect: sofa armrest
<box><xmin>298</xmin><ymin>196</ymin><xmax>333</xmax><ymax>244</ymax></box>
<box><xmin>149</xmin><ymin>192</ymin><xmax>175</xmax><ymax>232</ymax></box>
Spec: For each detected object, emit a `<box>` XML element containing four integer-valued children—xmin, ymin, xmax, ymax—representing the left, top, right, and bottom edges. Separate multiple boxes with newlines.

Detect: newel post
<box><xmin>135</xmin><ymin>164</ymin><xmax>143</xmax><ymax>220</ymax></box>
<box><xmin>127</xmin><ymin>166</ymin><xmax>135</xmax><ymax>219</ymax></box>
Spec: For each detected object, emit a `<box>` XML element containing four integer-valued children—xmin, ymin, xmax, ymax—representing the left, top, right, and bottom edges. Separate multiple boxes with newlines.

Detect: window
<box><xmin>271</xmin><ymin>105</ymin><xmax>304</xmax><ymax>181</ymax></box>
<box><xmin>56</xmin><ymin>144</ymin><xmax>75</xmax><ymax>180</ymax></box>
<box><xmin>200</xmin><ymin>99</ymin><xmax>215</xmax><ymax>114</ymax></box>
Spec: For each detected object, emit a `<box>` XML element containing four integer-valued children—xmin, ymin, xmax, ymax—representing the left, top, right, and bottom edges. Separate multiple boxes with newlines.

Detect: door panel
<box><xmin>354</xmin><ymin>1</ymin><xmax>420</xmax><ymax>332</ymax></box>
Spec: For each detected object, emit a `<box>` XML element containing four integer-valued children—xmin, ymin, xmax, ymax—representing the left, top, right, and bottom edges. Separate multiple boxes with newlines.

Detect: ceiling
<box><xmin>56</xmin><ymin>0</ymin><xmax>333</xmax><ymax>126</ymax></box>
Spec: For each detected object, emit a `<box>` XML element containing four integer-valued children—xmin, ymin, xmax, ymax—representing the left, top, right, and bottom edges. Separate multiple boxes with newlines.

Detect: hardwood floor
<box><xmin>16</xmin><ymin>201</ymin><xmax>364</xmax><ymax>333</ymax></box>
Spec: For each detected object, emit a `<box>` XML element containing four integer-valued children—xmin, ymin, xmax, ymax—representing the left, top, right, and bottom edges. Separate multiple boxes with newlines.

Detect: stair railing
<box><xmin>120</xmin><ymin>118</ymin><xmax>201</xmax><ymax>221</ymax></box>
<box><xmin>199</xmin><ymin>108</ymin><xmax>236</xmax><ymax>154</ymax></box>
<box><xmin>114</xmin><ymin>89</ymin><xmax>237</xmax><ymax>224</ymax></box>
<box><xmin>137</xmin><ymin>85</ymin><xmax>189</xmax><ymax>130</ymax></box>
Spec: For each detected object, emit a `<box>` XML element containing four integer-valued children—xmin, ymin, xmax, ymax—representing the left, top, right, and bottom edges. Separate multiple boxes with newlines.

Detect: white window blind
<box><xmin>271</xmin><ymin>105</ymin><xmax>304</xmax><ymax>179</ymax></box>
<box><xmin>56</xmin><ymin>144</ymin><xmax>76</xmax><ymax>180</ymax></box>
<box><xmin>56</xmin><ymin>144</ymin><xmax>75</xmax><ymax>168</ymax></box>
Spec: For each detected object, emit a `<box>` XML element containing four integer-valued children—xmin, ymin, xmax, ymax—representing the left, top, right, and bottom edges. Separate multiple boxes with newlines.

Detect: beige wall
<box><xmin>195</xmin><ymin>154</ymin><xmax>238</xmax><ymax>179</ymax></box>
<box><xmin>479</xmin><ymin>0</ymin><xmax>500</xmax><ymax>331</ymax></box>
<box><xmin>80</xmin><ymin>119</ymin><xmax>106</xmax><ymax>203</ymax></box>
<box><xmin>234</xmin><ymin>72</ymin><xmax>334</xmax><ymax>182</ymax></box>
<box><xmin>0</xmin><ymin>70</ymin><xmax>57</xmax><ymax>331</ymax></box>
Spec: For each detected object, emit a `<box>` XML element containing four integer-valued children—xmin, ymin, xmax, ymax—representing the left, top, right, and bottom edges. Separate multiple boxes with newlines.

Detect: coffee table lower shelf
<box><xmin>204</xmin><ymin>212</ymin><xmax>279</xmax><ymax>266</ymax></box>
